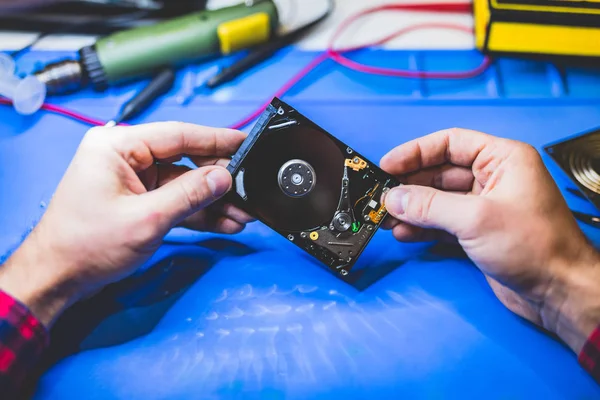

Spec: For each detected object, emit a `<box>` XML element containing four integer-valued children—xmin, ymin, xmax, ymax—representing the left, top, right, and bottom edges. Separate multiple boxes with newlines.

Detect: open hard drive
<box><xmin>545</xmin><ymin>127</ymin><xmax>600</xmax><ymax>209</ymax></box>
<box><xmin>227</xmin><ymin>98</ymin><xmax>398</xmax><ymax>277</ymax></box>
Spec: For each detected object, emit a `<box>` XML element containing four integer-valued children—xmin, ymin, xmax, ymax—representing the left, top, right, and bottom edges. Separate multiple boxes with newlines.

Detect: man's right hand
<box><xmin>380</xmin><ymin>128</ymin><xmax>600</xmax><ymax>355</ymax></box>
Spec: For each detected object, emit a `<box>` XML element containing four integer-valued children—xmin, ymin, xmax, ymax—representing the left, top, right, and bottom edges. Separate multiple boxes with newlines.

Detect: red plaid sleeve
<box><xmin>0</xmin><ymin>289</ymin><xmax>49</xmax><ymax>397</ymax></box>
<box><xmin>579</xmin><ymin>325</ymin><xmax>600</xmax><ymax>382</ymax></box>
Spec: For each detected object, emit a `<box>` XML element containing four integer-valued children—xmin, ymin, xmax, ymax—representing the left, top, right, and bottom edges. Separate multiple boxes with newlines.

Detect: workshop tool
<box><xmin>474</xmin><ymin>0</ymin><xmax>600</xmax><ymax>59</ymax></box>
<box><xmin>107</xmin><ymin>67</ymin><xmax>175</xmax><ymax>125</ymax></box>
<box><xmin>204</xmin><ymin>8</ymin><xmax>326</xmax><ymax>90</ymax></box>
<box><xmin>0</xmin><ymin>53</ymin><xmax>46</xmax><ymax>115</ymax></box>
<box><xmin>33</xmin><ymin>0</ymin><xmax>283</xmax><ymax>94</ymax></box>
<box><xmin>1</xmin><ymin>2</ymin><xmax>487</xmax><ymax>126</ymax></box>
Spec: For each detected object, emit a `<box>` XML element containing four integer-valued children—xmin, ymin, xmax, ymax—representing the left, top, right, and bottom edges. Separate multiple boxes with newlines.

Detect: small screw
<box><xmin>277</xmin><ymin>107</ymin><xmax>285</xmax><ymax>115</ymax></box>
<box><xmin>364</xmin><ymin>214</ymin><xmax>370</xmax><ymax>221</ymax></box>
<box><xmin>346</xmin><ymin>147</ymin><xmax>353</xmax><ymax>154</ymax></box>
<box><xmin>367</xmin><ymin>225</ymin><xmax>373</xmax><ymax>231</ymax></box>
<box><xmin>353</xmin><ymin>157</ymin><xmax>359</xmax><ymax>163</ymax></box>
<box><xmin>340</xmin><ymin>269</ymin><xmax>349</xmax><ymax>276</ymax></box>
<box><xmin>300</xmin><ymin>232</ymin><xmax>307</xmax><ymax>238</ymax></box>
<box><xmin>329</xmin><ymin>225</ymin><xmax>335</xmax><ymax>230</ymax></box>
<box><xmin>288</xmin><ymin>234</ymin><xmax>294</xmax><ymax>241</ymax></box>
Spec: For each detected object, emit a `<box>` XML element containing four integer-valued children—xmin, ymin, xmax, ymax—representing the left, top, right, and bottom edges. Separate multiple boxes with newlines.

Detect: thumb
<box><xmin>142</xmin><ymin>165</ymin><xmax>232</xmax><ymax>227</ymax></box>
<box><xmin>384</xmin><ymin>185</ymin><xmax>481</xmax><ymax>236</ymax></box>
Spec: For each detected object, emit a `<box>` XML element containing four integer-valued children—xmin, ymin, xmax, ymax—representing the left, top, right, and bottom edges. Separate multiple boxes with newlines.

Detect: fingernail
<box><xmin>385</xmin><ymin>187</ymin><xmax>409</xmax><ymax>215</ymax></box>
<box><xmin>206</xmin><ymin>168</ymin><xmax>231</xmax><ymax>197</ymax></box>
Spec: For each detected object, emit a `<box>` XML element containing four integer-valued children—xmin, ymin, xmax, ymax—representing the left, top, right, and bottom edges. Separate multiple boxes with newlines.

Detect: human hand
<box><xmin>380</xmin><ymin>128</ymin><xmax>600</xmax><ymax>354</ymax></box>
<box><xmin>0</xmin><ymin>122</ymin><xmax>253</xmax><ymax>327</ymax></box>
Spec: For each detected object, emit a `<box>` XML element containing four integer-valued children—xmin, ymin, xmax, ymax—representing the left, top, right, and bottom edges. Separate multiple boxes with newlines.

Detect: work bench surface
<box><xmin>1</xmin><ymin>49</ymin><xmax>600</xmax><ymax>399</ymax></box>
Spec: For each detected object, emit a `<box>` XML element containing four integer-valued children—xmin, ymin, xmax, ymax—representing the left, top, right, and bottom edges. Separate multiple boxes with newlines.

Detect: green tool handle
<box><xmin>93</xmin><ymin>1</ymin><xmax>279</xmax><ymax>85</ymax></box>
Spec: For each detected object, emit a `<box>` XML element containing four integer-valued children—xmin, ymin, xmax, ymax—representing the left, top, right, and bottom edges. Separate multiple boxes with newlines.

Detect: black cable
<box><xmin>572</xmin><ymin>210</ymin><xmax>600</xmax><ymax>228</ymax></box>
<box><xmin>110</xmin><ymin>67</ymin><xmax>176</xmax><ymax>124</ymax></box>
<box><xmin>205</xmin><ymin>0</ymin><xmax>335</xmax><ymax>89</ymax></box>
<box><xmin>7</xmin><ymin>10</ymin><xmax>150</xmax><ymax>60</ymax></box>
<box><xmin>9</xmin><ymin>32</ymin><xmax>52</xmax><ymax>59</ymax></box>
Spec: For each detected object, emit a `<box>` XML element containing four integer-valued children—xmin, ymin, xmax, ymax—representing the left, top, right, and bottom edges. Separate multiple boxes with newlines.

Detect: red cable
<box><xmin>229</xmin><ymin>2</ymin><xmax>489</xmax><ymax>129</ymax></box>
<box><xmin>229</xmin><ymin>53</ymin><xmax>330</xmax><ymax>129</ymax></box>
<box><xmin>0</xmin><ymin>97</ymin><xmax>128</xmax><ymax>126</ymax></box>
<box><xmin>0</xmin><ymin>2</ymin><xmax>488</xmax><ymax>130</ymax></box>
<box><xmin>328</xmin><ymin>23</ymin><xmax>491</xmax><ymax>79</ymax></box>
<box><xmin>327</xmin><ymin>3</ymin><xmax>473</xmax><ymax>51</ymax></box>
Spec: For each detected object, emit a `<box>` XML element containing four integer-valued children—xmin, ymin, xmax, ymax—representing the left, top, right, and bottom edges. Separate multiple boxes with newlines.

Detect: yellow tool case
<box><xmin>474</xmin><ymin>0</ymin><xmax>600</xmax><ymax>58</ymax></box>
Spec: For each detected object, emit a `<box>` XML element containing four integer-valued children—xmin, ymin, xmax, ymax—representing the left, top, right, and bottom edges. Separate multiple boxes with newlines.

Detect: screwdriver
<box><xmin>106</xmin><ymin>67</ymin><xmax>175</xmax><ymax>126</ymax></box>
<box><xmin>204</xmin><ymin>9</ymin><xmax>328</xmax><ymax>89</ymax></box>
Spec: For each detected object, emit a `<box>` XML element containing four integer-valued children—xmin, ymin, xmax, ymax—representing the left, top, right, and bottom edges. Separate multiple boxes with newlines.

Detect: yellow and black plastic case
<box><xmin>474</xmin><ymin>0</ymin><xmax>600</xmax><ymax>59</ymax></box>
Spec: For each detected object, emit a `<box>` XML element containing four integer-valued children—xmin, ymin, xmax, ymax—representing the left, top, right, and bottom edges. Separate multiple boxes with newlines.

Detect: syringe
<box><xmin>0</xmin><ymin>53</ymin><xmax>46</xmax><ymax>115</ymax></box>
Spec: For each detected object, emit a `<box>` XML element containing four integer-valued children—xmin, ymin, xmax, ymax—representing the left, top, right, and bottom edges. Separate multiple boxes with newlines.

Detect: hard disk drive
<box><xmin>545</xmin><ymin>127</ymin><xmax>600</xmax><ymax>209</ymax></box>
<box><xmin>227</xmin><ymin>98</ymin><xmax>398</xmax><ymax>277</ymax></box>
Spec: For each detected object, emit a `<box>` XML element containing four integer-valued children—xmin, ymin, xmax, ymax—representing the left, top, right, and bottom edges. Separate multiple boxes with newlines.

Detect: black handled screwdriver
<box><xmin>107</xmin><ymin>67</ymin><xmax>176</xmax><ymax>126</ymax></box>
<box><xmin>205</xmin><ymin>16</ymin><xmax>325</xmax><ymax>89</ymax></box>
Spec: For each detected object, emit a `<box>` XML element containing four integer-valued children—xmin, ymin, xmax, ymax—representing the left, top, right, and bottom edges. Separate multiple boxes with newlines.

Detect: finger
<box><xmin>215</xmin><ymin>218</ymin><xmax>245</xmax><ymax>234</ymax></box>
<box><xmin>181</xmin><ymin>212</ymin><xmax>245</xmax><ymax>234</ymax></box>
<box><xmin>182</xmin><ymin>203</ymin><xmax>254</xmax><ymax>229</ymax></box>
<box><xmin>391</xmin><ymin>222</ymin><xmax>455</xmax><ymax>243</ymax></box>
<box><xmin>220</xmin><ymin>203</ymin><xmax>255</xmax><ymax>224</ymax></box>
<box><xmin>380</xmin><ymin>128</ymin><xmax>500</xmax><ymax>175</ymax></box>
<box><xmin>139</xmin><ymin>163</ymin><xmax>192</xmax><ymax>191</ymax></box>
<box><xmin>108</xmin><ymin>122</ymin><xmax>245</xmax><ymax>171</ymax></box>
<box><xmin>384</xmin><ymin>184</ymin><xmax>485</xmax><ymax>237</ymax></box>
<box><xmin>157</xmin><ymin>155</ymin><xmax>183</xmax><ymax>164</ymax></box>
<box><xmin>188</xmin><ymin>156</ymin><xmax>231</xmax><ymax>168</ymax></box>
<box><xmin>155</xmin><ymin>164</ymin><xmax>191</xmax><ymax>187</ymax></box>
<box><xmin>148</xmin><ymin>160</ymin><xmax>231</xmax><ymax>190</ymax></box>
<box><xmin>141</xmin><ymin>165</ymin><xmax>232</xmax><ymax>230</ymax></box>
<box><xmin>403</xmin><ymin>164</ymin><xmax>475</xmax><ymax>192</ymax></box>
<box><xmin>150</xmin><ymin>163</ymin><xmax>234</xmax><ymax>190</ymax></box>
<box><xmin>381</xmin><ymin>216</ymin><xmax>401</xmax><ymax>230</ymax></box>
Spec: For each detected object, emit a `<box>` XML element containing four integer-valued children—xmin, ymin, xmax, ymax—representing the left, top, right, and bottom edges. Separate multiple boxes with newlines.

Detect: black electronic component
<box><xmin>545</xmin><ymin>127</ymin><xmax>600</xmax><ymax>228</ymax></box>
<box><xmin>227</xmin><ymin>98</ymin><xmax>398</xmax><ymax>278</ymax></box>
<box><xmin>204</xmin><ymin>10</ymin><xmax>327</xmax><ymax>89</ymax></box>
<box><xmin>0</xmin><ymin>1</ymin><xmax>208</xmax><ymax>35</ymax></box>
<box><xmin>545</xmin><ymin>127</ymin><xmax>600</xmax><ymax>209</ymax></box>
<box><xmin>110</xmin><ymin>67</ymin><xmax>175</xmax><ymax>124</ymax></box>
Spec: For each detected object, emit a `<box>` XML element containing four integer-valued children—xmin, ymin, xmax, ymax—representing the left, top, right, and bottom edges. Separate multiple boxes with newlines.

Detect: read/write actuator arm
<box><xmin>330</xmin><ymin>166</ymin><xmax>358</xmax><ymax>232</ymax></box>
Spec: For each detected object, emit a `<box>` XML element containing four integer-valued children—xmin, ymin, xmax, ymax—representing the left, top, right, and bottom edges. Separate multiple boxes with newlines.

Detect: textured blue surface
<box><xmin>1</xmin><ymin>49</ymin><xmax>600</xmax><ymax>398</ymax></box>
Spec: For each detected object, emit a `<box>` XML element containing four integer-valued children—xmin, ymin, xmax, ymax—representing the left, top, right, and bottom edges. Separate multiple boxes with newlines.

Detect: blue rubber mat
<box><xmin>1</xmin><ymin>49</ymin><xmax>600</xmax><ymax>399</ymax></box>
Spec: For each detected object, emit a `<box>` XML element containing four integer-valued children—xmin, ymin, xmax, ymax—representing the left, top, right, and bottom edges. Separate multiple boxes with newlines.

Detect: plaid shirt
<box><xmin>580</xmin><ymin>325</ymin><xmax>600</xmax><ymax>383</ymax></box>
<box><xmin>0</xmin><ymin>290</ymin><xmax>49</xmax><ymax>398</ymax></box>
